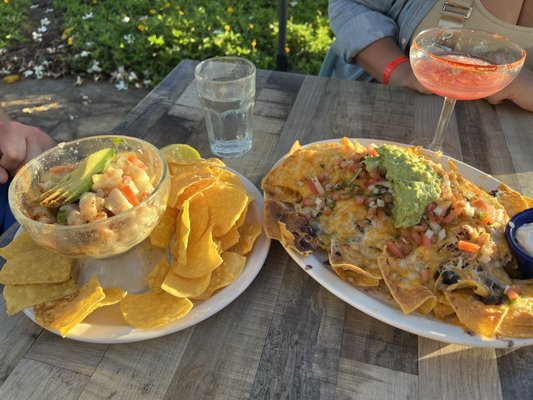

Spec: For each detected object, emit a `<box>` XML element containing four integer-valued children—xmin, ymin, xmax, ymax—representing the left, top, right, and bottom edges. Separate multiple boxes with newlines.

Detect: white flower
<box><xmin>74</xmin><ymin>76</ymin><xmax>83</xmax><ymax>86</ymax></box>
<box><xmin>34</xmin><ymin>65</ymin><xmax>45</xmax><ymax>79</ymax></box>
<box><xmin>213</xmin><ymin>29</ymin><xmax>222</xmax><ymax>34</ymax></box>
<box><xmin>128</xmin><ymin>71</ymin><xmax>138</xmax><ymax>81</ymax></box>
<box><xmin>290</xmin><ymin>1</ymin><xmax>298</xmax><ymax>6</ymax></box>
<box><xmin>80</xmin><ymin>50</ymin><xmax>90</xmax><ymax>57</ymax></box>
<box><xmin>123</xmin><ymin>34</ymin><xmax>134</xmax><ymax>44</ymax></box>
<box><xmin>122</xmin><ymin>16</ymin><xmax>130</xmax><ymax>23</ymax></box>
<box><xmin>87</xmin><ymin>60</ymin><xmax>102</xmax><ymax>73</ymax></box>
<box><xmin>143</xmin><ymin>79</ymin><xmax>151</xmax><ymax>86</ymax></box>
<box><xmin>32</xmin><ymin>32</ymin><xmax>43</xmax><ymax>42</ymax></box>
<box><xmin>23</xmin><ymin>70</ymin><xmax>34</xmax><ymax>78</ymax></box>
<box><xmin>82</xmin><ymin>12</ymin><xmax>93</xmax><ymax>20</ymax></box>
<box><xmin>40</xmin><ymin>18</ymin><xmax>51</xmax><ymax>26</ymax></box>
<box><xmin>45</xmin><ymin>8</ymin><xmax>54</xmax><ymax>13</ymax></box>
<box><xmin>115</xmin><ymin>80</ymin><xmax>129</xmax><ymax>90</ymax></box>
<box><xmin>30</xmin><ymin>4</ymin><xmax>39</xmax><ymax>9</ymax></box>
<box><xmin>38</xmin><ymin>26</ymin><xmax>48</xmax><ymax>33</ymax></box>
<box><xmin>0</xmin><ymin>48</ymin><xmax>6</xmax><ymax>55</ymax></box>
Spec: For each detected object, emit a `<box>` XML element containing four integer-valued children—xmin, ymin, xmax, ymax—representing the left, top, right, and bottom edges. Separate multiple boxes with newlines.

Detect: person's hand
<box><xmin>485</xmin><ymin>68</ymin><xmax>533</xmax><ymax>111</ymax></box>
<box><xmin>388</xmin><ymin>62</ymin><xmax>433</xmax><ymax>95</ymax></box>
<box><xmin>0</xmin><ymin>120</ymin><xmax>56</xmax><ymax>184</ymax></box>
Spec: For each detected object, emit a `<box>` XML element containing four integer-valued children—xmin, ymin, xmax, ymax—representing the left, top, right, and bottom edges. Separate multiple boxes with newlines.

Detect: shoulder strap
<box><xmin>439</xmin><ymin>0</ymin><xmax>475</xmax><ymax>27</ymax></box>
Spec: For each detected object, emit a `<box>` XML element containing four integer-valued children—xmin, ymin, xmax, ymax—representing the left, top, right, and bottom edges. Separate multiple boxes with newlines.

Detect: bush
<box><xmin>2</xmin><ymin>0</ymin><xmax>333</xmax><ymax>87</ymax></box>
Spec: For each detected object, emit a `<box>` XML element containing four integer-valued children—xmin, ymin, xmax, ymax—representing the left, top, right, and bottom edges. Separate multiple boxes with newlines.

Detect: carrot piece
<box><xmin>127</xmin><ymin>154</ymin><xmax>148</xmax><ymax>170</ymax></box>
<box><xmin>120</xmin><ymin>185</ymin><xmax>139</xmax><ymax>206</ymax></box>
<box><xmin>457</xmin><ymin>240</ymin><xmax>480</xmax><ymax>253</ymax></box>
<box><xmin>386</xmin><ymin>240</ymin><xmax>404</xmax><ymax>258</ymax></box>
<box><xmin>505</xmin><ymin>287</ymin><xmax>520</xmax><ymax>301</ymax></box>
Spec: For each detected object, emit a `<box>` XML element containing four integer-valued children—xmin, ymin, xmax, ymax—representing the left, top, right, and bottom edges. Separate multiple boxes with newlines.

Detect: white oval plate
<box><xmin>23</xmin><ymin>171</ymin><xmax>271</xmax><ymax>343</ymax></box>
<box><xmin>274</xmin><ymin>138</ymin><xmax>533</xmax><ymax>348</ymax></box>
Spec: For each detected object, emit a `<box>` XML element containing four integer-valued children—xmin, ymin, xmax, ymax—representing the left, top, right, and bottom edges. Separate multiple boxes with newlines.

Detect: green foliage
<box><xmin>0</xmin><ymin>0</ymin><xmax>32</xmax><ymax>49</ymax></box>
<box><xmin>51</xmin><ymin>0</ymin><xmax>333</xmax><ymax>87</ymax></box>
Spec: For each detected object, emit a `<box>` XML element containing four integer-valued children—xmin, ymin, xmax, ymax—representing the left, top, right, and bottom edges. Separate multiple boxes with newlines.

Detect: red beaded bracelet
<box><xmin>382</xmin><ymin>56</ymin><xmax>410</xmax><ymax>84</ymax></box>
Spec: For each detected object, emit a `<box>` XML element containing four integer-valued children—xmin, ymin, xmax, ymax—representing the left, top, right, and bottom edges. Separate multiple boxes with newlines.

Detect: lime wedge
<box><xmin>160</xmin><ymin>144</ymin><xmax>201</xmax><ymax>162</ymax></box>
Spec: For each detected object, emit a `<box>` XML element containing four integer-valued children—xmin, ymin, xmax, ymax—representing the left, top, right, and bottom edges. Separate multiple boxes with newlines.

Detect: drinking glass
<box><xmin>194</xmin><ymin>56</ymin><xmax>256</xmax><ymax>158</ymax></box>
<box><xmin>410</xmin><ymin>28</ymin><xmax>525</xmax><ymax>152</ymax></box>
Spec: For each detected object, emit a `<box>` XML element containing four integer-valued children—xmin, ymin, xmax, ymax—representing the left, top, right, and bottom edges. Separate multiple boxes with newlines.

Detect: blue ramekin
<box><xmin>505</xmin><ymin>208</ymin><xmax>533</xmax><ymax>279</ymax></box>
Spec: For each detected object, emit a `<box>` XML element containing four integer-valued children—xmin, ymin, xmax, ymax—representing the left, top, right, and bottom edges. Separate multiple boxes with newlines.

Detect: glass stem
<box><xmin>428</xmin><ymin>97</ymin><xmax>457</xmax><ymax>152</ymax></box>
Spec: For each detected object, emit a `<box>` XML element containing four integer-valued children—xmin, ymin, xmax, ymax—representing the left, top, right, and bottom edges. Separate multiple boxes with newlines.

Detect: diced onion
<box><xmin>425</xmin><ymin>229</ymin><xmax>434</xmax><ymax>239</ymax></box>
<box><xmin>376</xmin><ymin>198</ymin><xmax>385</xmax><ymax>208</ymax></box>
<box><xmin>438</xmin><ymin>229</ymin><xmax>446</xmax><ymax>241</ymax></box>
<box><xmin>434</xmin><ymin>206</ymin><xmax>444</xmax><ymax>216</ymax></box>
<box><xmin>478</xmin><ymin>255</ymin><xmax>491</xmax><ymax>264</ymax></box>
<box><xmin>311</xmin><ymin>176</ymin><xmax>326</xmax><ymax>196</ymax></box>
<box><xmin>429</xmin><ymin>222</ymin><xmax>441</xmax><ymax>232</ymax></box>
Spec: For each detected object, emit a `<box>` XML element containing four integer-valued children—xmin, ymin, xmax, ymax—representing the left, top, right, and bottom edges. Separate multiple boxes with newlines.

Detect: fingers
<box><xmin>0</xmin><ymin>167</ymin><xmax>8</xmax><ymax>184</ymax></box>
<box><xmin>0</xmin><ymin>123</ymin><xmax>26</xmax><ymax>172</ymax></box>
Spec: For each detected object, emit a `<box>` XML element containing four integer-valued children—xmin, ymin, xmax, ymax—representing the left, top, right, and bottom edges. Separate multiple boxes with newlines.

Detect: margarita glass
<box><xmin>410</xmin><ymin>27</ymin><xmax>525</xmax><ymax>152</ymax></box>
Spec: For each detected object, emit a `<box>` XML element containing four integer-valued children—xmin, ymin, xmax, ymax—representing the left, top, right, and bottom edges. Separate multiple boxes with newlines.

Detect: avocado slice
<box><xmin>37</xmin><ymin>147</ymin><xmax>116</xmax><ymax>207</ymax></box>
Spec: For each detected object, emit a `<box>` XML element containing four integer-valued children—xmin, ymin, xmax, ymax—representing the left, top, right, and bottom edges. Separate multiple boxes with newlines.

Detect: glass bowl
<box><xmin>505</xmin><ymin>208</ymin><xmax>533</xmax><ymax>279</ymax></box>
<box><xmin>8</xmin><ymin>135</ymin><xmax>170</xmax><ymax>259</ymax></box>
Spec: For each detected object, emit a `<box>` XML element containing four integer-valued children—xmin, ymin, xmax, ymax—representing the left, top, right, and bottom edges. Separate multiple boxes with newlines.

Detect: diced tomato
<box><xmin>376</xmin><ymin>208</ymin><xmax>385</xmax><ymax>219</ymax></box>
<box><xmin>302</xmin><ymin>198</ymin><xmax>315</xmax><ymax>207</ymax></box>
<box><xmin>411</xmin><ymin>229</ymin><xmax>423</xmax><ymax>246</ymax></box>
<box><xmin>323</xmin><ymin>206</ymin><xmax>332</xmax><ymax>216</ymax></box>
<box><xmin>307</xmin><ymin>179</ymin><xmax>319</xmax><ymax>195</ymax></box>
<box><xmin>369</xmin><ymin>168</ymin><xmax>382</xmax><ymax>180</ymax></box>
<box><xmin>443</xmin><ymin>205</ymin><xmax>464</xmax><ymax>223</ymax></box>
<box><xmin>457</xmin><ymin>240</ymin><xmax>480</xmax><ymax>253</ymax></box>
<box><xmin>120</xmin><ymin>185</ymin><xmax>139</xmax><ymax>206</ymax></box>
<box><xmin>386</xmin><ymin>240</ymin><xmax>404</xmax><ymax>258</ymax></box>
<box><xmin>367</xmin><ymin>144</ymin><xmax>379</xmax><ymax>157</ymax></box>
<box><xmin>419</xmin><ymin>268</ymin><xmax>431</xmax><ymax>283</ymax></box>
<box><xmin>505</xmin><ymin>287</ymin><xmax>520</xmax><ymax>301</ymax></box>
<box><xmin>422</xmin><ymin>234</ymin><xmax>432</xmax><ymax>249</ymax></box>
<box><xmin>127</xmin><ymin>154</ymin><xmax>148</xmax><ymax>170</ymax></box>
<box><xmin>354</xmin><ymin>196</ymin><xmax>366</xmax><ymax>205</ymax></box>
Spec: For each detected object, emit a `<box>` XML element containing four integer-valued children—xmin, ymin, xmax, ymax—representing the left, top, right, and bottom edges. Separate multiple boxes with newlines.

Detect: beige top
<box><xmin>413</xmin><ymin>0</ymin><xmax>533</xmax><ymax>69</ymax></box>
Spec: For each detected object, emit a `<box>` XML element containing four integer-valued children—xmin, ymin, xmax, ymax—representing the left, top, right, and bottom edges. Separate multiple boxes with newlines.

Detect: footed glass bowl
<box><xmin>8</xmin><ymin>135</ymin><xmax>170</xmax><ymax>259</ymax></box>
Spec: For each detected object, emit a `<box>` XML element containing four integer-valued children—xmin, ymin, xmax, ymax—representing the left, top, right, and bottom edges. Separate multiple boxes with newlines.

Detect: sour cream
<box><xmin>516</xmin><ymin>222</ymin><xmax>533</xmax><ymax>256</ymax></box>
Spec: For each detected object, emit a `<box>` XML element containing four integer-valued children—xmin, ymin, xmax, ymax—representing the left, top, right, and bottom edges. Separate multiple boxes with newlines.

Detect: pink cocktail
<box><xmin>410</xmin><ymin>28</ymin><xmax>525</xmax><ymax>152</ymax></box>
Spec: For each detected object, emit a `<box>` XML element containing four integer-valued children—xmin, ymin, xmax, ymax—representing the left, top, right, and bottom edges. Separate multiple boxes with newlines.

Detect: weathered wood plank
<box><xmin>0</xmin><ymin>358</ymin><xmax>89</xmax><ymax>400</ymax></box>
<box><xmin>79</xmin><ymin>330</ymin><xmax>192</xmax><ymax>400</ymax></box>
<box><xmin>163</xmin><ymin>243</ymin><xmax>288</xmax><ymax>400</ymax></box>
<box><xmin>418</xmin><ymin>338</ymin><xmax>502</xmax><ymax>400</ymax></box>
<box><xmin>0</xmin><ymin>294</ymin><xmax>41</xmax><ymax>385</ymax></box>
<box><xmin>496</xmin><ymin>346</ymin><xmax>533</xmax><ymax>400</ymax></box>
<box><xmin>24</xmin><ymin>330</ymin><xmax>108</xmax><ymax>376</ymax></box>
<box><xmin>335</xmin><ymin>358</ymin><xmax>417</xmax><ymax>400</ymax></box>
<box><xmin>341</xmin><ymin>306</ymin><xmax>418</xmax><ymax>375</ymax></box>
<box><xmin>249</xmin><ymin>259</ymin><xmax>345</xmax><ymax>399</ymax></box>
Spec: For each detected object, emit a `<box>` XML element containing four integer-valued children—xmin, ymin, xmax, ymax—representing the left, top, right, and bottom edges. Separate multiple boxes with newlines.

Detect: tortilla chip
<box><xmin>150</xmin><ymin>206</ymin><xmax>178</xmax><ymax>248</ymax></box>
<box><xmin>34</xmin><ymin>276</ymin><xmax>105</xmax><ymax>337</ymax></box>
<box><xmin>444</xmin><ymin>289</ymin><xmax>508</xmax><ymax>338</ymax></box>
<box><xmin>146</xmin><ymin>258</ymin><xmax>171</xmax><ymax>293</ymax></box>
<box><xmin>162</xmin><ymin>271</ymin><xmax>211</xmax><ymax>298</ymax></box>
<box><xmin>378</xmin><ymin>256</ymin><xmax>437</xmax><ymax>315</ymax></box>
<box><xmin>229</xmin><ymin>220</ymin><xmax>262</xmax><ymax>256</ymax></box>
<box><xmin>496</xmin><ymin>183</ymin><xmax>530</xmax><ymax>217</ymax></box>
<box><xmin>3</xmin><ymin>279</ymin><xmax>78</xmax><ymax>316</ymax></box>
<box><xmin>191</xmin><ymin>252</ymin><xmax>247</xmax><ymax>300</ymax></box>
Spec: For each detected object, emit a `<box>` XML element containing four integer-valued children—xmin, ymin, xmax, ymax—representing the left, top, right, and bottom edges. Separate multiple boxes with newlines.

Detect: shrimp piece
<box><xmin>67</xmin><ymin>210</ymin><xmax>85</xmax><ymax>225</ymax></box>
<box><xmin>124</xmin><ymin>164</ymin><xmax>154</xmax><ymax>194</ymax></box>
<box><xmin>79</xmin><ymin>192</ymin><xmax>105</xmax><ymax>222</ymax></box>
<box><xmin>31</xmin><ymin>206</ymin><xmax>57</xmax><ymax>224</ymax></box>
<box><xmin>92</xmin><ymin>166</ymin><xmax>124</xmax><ymax>196</ymax></box>
<box><xmin>105</xmin><ymin>188</ymin><xmax>133</xmax><ymax>215</ymax></box>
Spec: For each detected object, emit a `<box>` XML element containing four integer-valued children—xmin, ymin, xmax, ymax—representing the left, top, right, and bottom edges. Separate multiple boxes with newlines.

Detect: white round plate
<box><xmin>23</xmin><ymin>171</ymin><xmax>271</xmax><ymax>343</ymax></box>
<box><xmin>274</xmin><ymin>138</ymin><xmax>533</xmax><ymax>348</ymax></box>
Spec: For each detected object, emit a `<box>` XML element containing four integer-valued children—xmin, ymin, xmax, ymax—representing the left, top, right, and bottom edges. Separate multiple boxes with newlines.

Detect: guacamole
<box><xmin>364</xmin><ymin>144</ymin><xmax>441</xmax><ymax>228</ymax></box>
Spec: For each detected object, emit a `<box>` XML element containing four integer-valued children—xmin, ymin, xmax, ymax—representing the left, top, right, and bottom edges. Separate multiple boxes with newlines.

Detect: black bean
<box><xmin>441</xmin><ymin>270</ymin><xmax>460</xmax><ymax>285</ymax></box>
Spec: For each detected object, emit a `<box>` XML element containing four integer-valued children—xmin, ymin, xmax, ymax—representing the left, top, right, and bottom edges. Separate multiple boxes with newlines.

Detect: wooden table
<box><xmin>1</xmin><ymin>60</ymin><xmax>532</xmax><ymax>400</ymax></box>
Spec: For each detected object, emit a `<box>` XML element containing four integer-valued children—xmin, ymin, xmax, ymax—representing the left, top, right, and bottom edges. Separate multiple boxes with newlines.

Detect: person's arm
<box><xmin>328</xmin><ymin>0</ymin><xmax>431</xmax><ymax>94</ymax></box>
<box><xmin>0</xmin><ymin>111</ymin><xmax>56</xmax><ymax>183</ymax></box>
<box><xmin>354</xmin><ymin>37</ymin><xmax>432</xmax><ymax>93</ymax></box>
<box><xmin>485</xmin><ymin>68</ymin><xmax>533</xmax><ymax>112</ymax></box>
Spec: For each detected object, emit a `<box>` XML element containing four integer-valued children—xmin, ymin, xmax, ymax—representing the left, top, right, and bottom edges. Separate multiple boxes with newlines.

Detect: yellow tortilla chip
<box><xmin>445</xmin><ymin>290</ymin><xmax>508</xmax><ymax>338</ymax></box>
<box><xmin>99</xmin><ymin>288</ymin><xmax>127</xmax><ymax>306</ymax></box>
<box><xmin>0</xmin><ymin>236</ymin><xmax>72</xmax><ymax>285</ymax></box>
<box><xmin>188</xmin><ymin>192</ymin><xmax>210</xmax><ymax>244</ymax></box>
<box><xmin>162</xmin><ymin>271</ymin><xmax>211</xmax><ymax>298</ymax></box>
<box><xmin>3</xmin><ymin>279</ymin><xmax>78</xmax><ymax>316</ymax></box>
<box><xmin>378</xmin><ymin>256</ymin><xmax>437</xmax><ymax>315</ymax></box>
<box><xmin>120</xmin><ymin>292</ymin><xmax>193</xmax><ymax>329</ymax></box>
<box><xmin>150</xmin><ymin>206</ymin><xmax>178</xmax><ymax>248</ymax></box>
<box><xmin>495</xmin><ymin>183</ymin><xmax>530</xmax><ymax>217</ymax></box>
<box><xmin>217</xmin><ymin>224</ymin><xmax>241</xmax><ymax>252</ymax></box>
<box><xmin>171</xmin><ymin>227</ymin><xmax>223</xmax><ymax>278</ymax></box>
<box><xmin>146</xmin><ymin>258</ymin><xmax>171</xmax><ymax>293</ymax></box>
<box><xmin>203</xmin><ymin>182</ymin><xmax>251</xmax><ymax>237</ymax></box>
<box><xmin>332</xmin><ymin>267</ymin><xmax>380</xmax><ymax>287</ymax></box>
<box><xmin>0</xmin><ymin>232</ymin><xmax>36</xmax><ymax>260</ymax></box>
<box><xmin>229</xmin><ymin>220</ymin><xmax>262</xmax><ymax>255</ymax></box>
<box><xmin>191</xmin><ymin>252</ymin><xmax>247</xmax><ymax>300</ymax></box>
<box><xmin>34</xmin><ymin>276</ymin><xmax>105</xmax><ymax>337</ymax></box>
<box><xmin>171</xmin><ymin>206</ymin><xmax>191</xmax><ymax>265</ymax></box>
